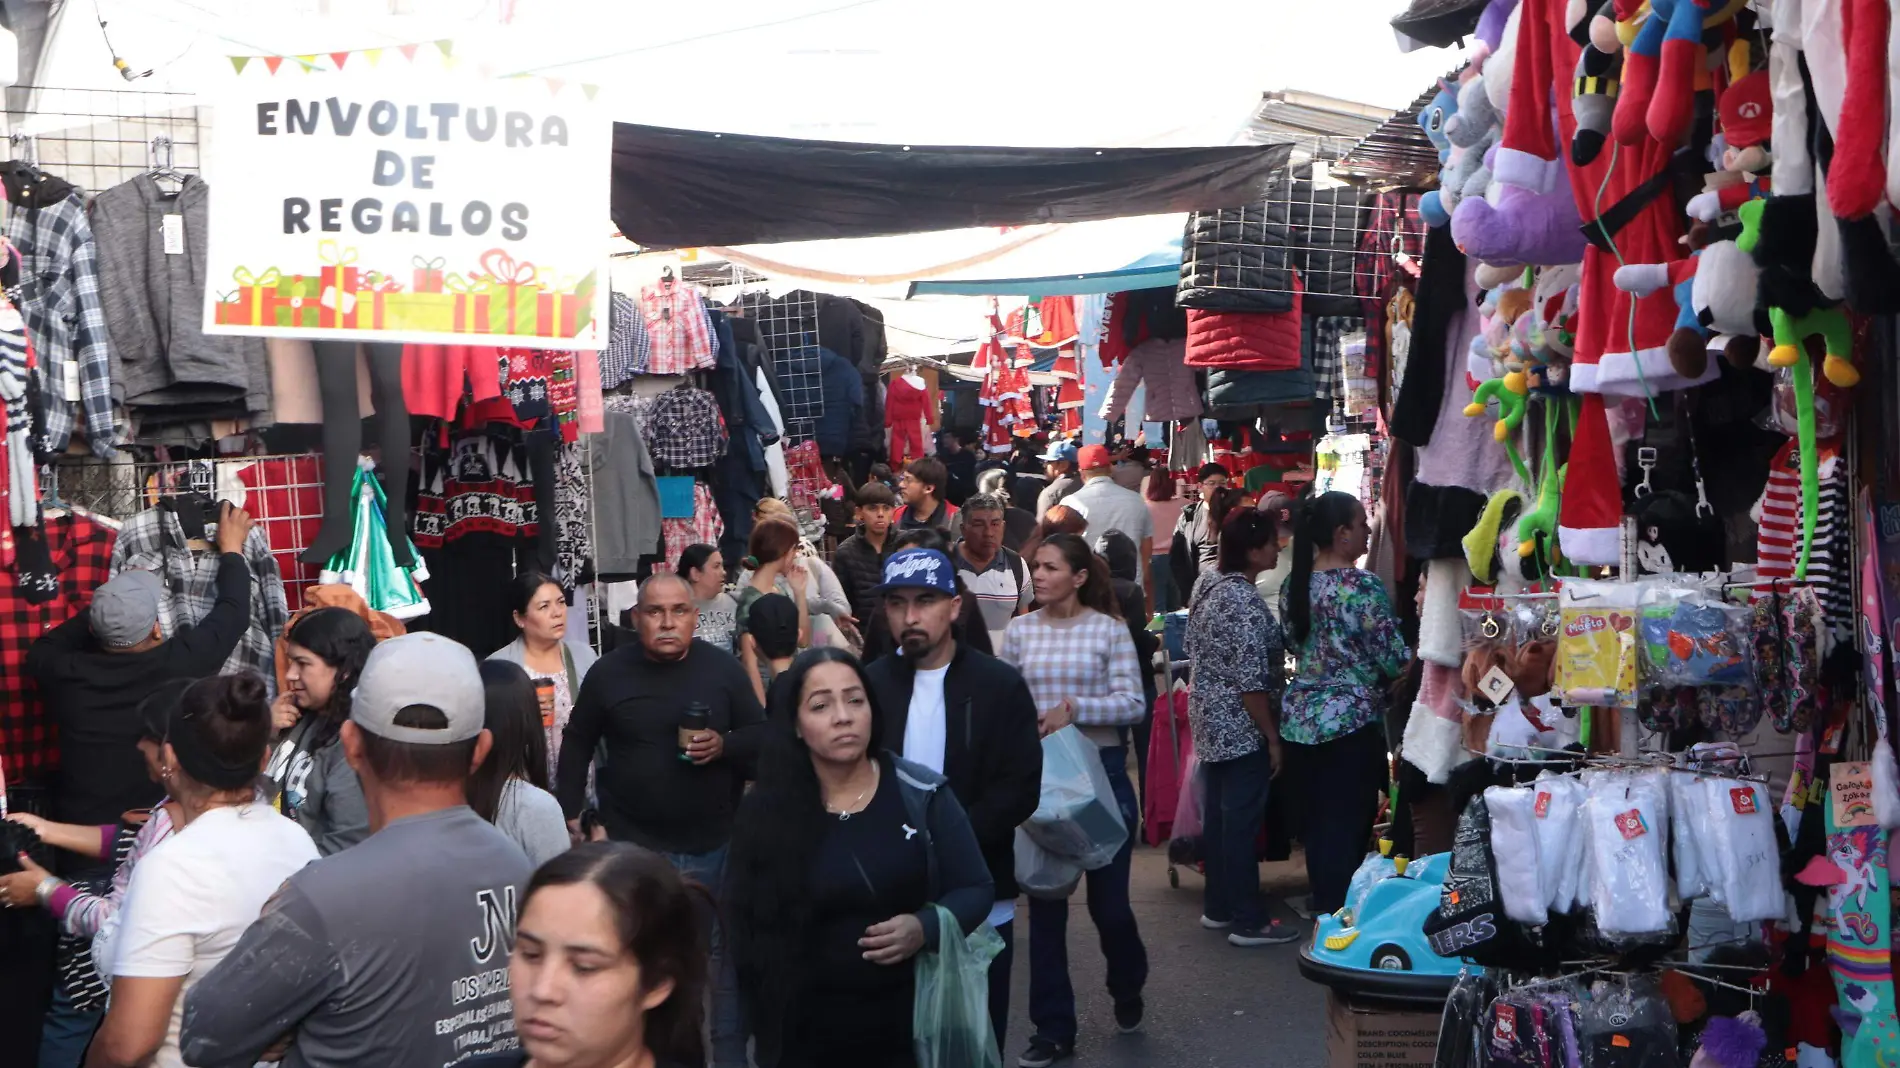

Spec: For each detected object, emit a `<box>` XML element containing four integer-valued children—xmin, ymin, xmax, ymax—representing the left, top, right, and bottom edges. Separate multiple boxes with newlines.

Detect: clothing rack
<box><xmin>3</xmin><ymin>86</ymin><xmax>202</xmax><ymax>193</ymax></box>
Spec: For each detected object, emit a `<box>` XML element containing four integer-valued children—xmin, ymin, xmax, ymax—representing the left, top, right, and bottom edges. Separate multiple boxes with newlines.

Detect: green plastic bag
<box><xmin>912</xmin><ymin>904</ymin><xmax>1003</xmax><ymax>1068</ymax></box>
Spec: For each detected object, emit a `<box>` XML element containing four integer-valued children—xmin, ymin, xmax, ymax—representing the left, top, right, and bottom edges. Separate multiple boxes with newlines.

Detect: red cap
<box><xmin>1719</xmin><ymin>72</ymin><xmax>1771</xmax><ymax>149</ymax></box>
<box><xmin>1076</xmin><ymin>444</ymin><xmax>1112</xmax><ymax>470</ymax></box>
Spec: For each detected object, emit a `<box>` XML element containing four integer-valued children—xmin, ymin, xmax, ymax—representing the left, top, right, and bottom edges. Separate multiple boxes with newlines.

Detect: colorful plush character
<box><xmin>1452</xmin><ymin>148</ymin><xmax>1588</xmax><ymax>265</ymax></box>
<box><xmin>1465</xmin><ymin>372</ymin><xmax>1533</xmax><ymax>486</ymax></box>
<box><xmin>1816</xmin><ymin>815</ymin><xmax>1897</xmax><ymax>1068</ymax></box>
<box><xmin>1418</xmin><ymin>80</ymin><xmax>1462</xmax><ymax>227</ymax></box>
<box><xmin>1516</xmin><ymin>397</ymin><xmax>1574</xmax><ymax>562</ymax></box>
<box><xmin>1570</xmin><ymin>31</ymin><xmax>1622</xmax><ymax>164</ymax></box>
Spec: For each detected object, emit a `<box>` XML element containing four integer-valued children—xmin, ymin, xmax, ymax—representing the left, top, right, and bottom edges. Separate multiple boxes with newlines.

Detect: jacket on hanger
<box><xmin>1100</xmin><ymin>338</ymin><xmax>1202</xmax><ymax>422</ymax></box>
<box><xmin>6</xmin><ymin>182</ymin><xmax>116</xmax><ymax>458</ymax></box>
<box><xmin>90</xmin><ymin>175</ymin><xmax>270</xmax><ymax>422</ymax></box>
<box><xmin>589</xmin><ymin>408</ymin><xmax>663</xmax><ymax>577</ymax></box>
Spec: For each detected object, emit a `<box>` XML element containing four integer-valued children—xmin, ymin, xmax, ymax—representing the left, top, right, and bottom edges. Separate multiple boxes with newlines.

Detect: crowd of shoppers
<box><xmin>5</xmin><ymin>435</ymin><xmax>1415</xmax><ymax>1068</ymax></box>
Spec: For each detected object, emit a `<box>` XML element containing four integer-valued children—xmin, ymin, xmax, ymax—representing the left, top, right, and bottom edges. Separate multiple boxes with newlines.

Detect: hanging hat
<box><xmin>1462</xmin><ymin>489</ymin><xmax>1525</xmax><ymax>584</ymax></box>
<box><xmin>1718</xmin><ymin>71</ymin><xmax>1772</xmax><ymax>150</ymax></box>
<box><xmin>1558</xmin><ymin>395</ymin><xmax>1623</xmax><ymax>566</ymax></box>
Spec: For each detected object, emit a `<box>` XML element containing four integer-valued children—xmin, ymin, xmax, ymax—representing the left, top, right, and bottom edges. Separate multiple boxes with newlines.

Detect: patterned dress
<box><xmin>1279</xmin><ymin>568</ymin><xmax>1411</xmax><ymax>745</ymax></box>
<box><xmin>1185</xmin><ymin>570</ymin><xmax>1285</xmax><ymax>762</ymax></box>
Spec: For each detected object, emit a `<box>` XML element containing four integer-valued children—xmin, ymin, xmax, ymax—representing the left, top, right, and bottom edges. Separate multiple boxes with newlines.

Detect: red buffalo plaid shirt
<box><xmin>1</xmin><ymin>511</ymin><xmax>116</xmax><ymax>783</ymax></box>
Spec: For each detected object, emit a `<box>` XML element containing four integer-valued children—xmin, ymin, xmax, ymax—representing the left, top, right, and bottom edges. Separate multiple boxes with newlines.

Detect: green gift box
<box><xmin>380</xmin><ymin>292</ymin><xmax>457</xmax><ymax>334</ymax></box>
<box><xmin>491</xmin><ymin>284</ymin><xmax>541</xmax><ymax>337</ymax></box>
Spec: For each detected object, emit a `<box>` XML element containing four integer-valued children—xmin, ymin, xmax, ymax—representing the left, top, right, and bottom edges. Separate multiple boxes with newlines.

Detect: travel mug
<box><xmin>679</xmin><ymin>703</ymin><xmax>710</xmax><ymax>761</ymax></box>
<box><xmin>534</xmin><ymin>678</ymin><xmax>556</xmax><ymax>728</ymax></box>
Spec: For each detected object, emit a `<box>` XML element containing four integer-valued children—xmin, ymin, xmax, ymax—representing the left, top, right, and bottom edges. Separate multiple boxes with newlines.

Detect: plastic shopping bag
<box><xmin>1345</xmin><ymin>851</ymin><xmax>1399</xmax><ymax>922</ymax></box>
<box><xmin>913</xmin><ymin>903</ymin><xmax>1004</xmax><ymax>1068</ymax></box>
<box><xmin>1014</xmin><ymin>828</ymin><xmax>1083</xmax><ymax>900</ymax></box>
<box><xmin>1023</xmin><ymin>727</ymin><xmax>1128</xmax><ymax>870</ymax></box>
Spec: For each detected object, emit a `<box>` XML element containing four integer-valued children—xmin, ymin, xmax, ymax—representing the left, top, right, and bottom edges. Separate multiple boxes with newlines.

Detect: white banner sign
<box><xmin>202</xmin><ymin>46</ymin><xmax>609</xmax><ymax>350</ymax></box>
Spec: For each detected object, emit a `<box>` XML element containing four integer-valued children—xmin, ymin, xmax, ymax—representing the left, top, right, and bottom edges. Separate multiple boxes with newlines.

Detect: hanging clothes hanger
<box><xmin>147</xmin><ymin>135</ymin><xmax>187</xmax><ymax>195</ymax></box>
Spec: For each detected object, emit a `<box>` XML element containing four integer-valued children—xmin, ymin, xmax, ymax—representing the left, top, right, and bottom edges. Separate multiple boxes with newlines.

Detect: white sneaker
<box><xmin>1199</xmin><ymin>914</ymin><xmax>1232</xmax><ymax>930</ymax></box>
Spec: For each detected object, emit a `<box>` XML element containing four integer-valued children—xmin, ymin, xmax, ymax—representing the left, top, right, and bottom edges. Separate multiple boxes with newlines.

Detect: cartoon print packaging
<box><xmin>1556</xmin><ymin>579</ymin><xmax>1640</xmax><ymax>708</ymax></box>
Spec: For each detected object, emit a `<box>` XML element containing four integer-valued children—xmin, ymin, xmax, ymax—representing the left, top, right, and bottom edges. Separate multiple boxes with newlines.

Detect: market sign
<box><xmin>202</xmin><ymin>45</ymin><xmax>609</xmax><ymax>349</ymax></box>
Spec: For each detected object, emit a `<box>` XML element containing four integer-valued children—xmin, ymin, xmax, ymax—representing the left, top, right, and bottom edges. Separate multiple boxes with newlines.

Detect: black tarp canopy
<box><xmin>611</xmin><ymin>123</ymin><xmax>1293</xmax><ymax>250</ymax></box>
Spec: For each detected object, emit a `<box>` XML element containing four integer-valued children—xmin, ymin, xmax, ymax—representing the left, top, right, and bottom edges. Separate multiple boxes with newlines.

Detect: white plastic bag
<box><xmin>1485</xmin><ymin>785</ymin><xmax>1548</xmax><ymax>925</ymax></box>
<box><xmin>1345</xmin><ymin>853</ymin><xmax>1398</xmax><ymax>921</ymax></box>
<box><xmin>1668</xmin><ymin>772</ymin><xmax>1710</xmax><ymax>901</ymax></box>
<box><xmin>1586</xmin><ymin>770</ymin><xmax>1672</xmax><ymax>935</ymax></box>
<box><xmin>1013</xmin><ymin>829</ymin><xmax>1083</xmax><ymax>900</ymax></box>
<box><xmin>1023</xmin><ymin>727</ymin><xmax>1128</xmax><ymax>870</ymax></box>
<box><xmin>1531</xmin><ymin>773</ymin><xmax>1586</xmax><ymax>914</ymax></box>
<box><xmin>1699</xmin><ymin>777</ymin><xmax>1782</xmax><ymax>923</ymax></box>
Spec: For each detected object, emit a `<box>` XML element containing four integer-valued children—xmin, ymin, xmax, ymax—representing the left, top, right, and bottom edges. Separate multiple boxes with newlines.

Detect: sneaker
<box><xmin>1019</xmin><ymin>1036</ymin><xmax>1073</xmax><ymax>1068</ymax></box>
<box><xmin>1229</xmin><ymin>921</ymin><xmax>1303</xmax><ymax>947</ymax></box>
<box><xmin>1285</xmin><ymin>894</ymin><xmax>1316</xmax><ymax>920</ymax></box>
<box><xmin>1199</xmin><ymin>914</ymin><xmax>1232</xmax><ymax>930</ymax></box>
<box><xmin>1114</xmin><ymin>996</ymin><xmax>1145</xmax><ymax>1034</ymax></box>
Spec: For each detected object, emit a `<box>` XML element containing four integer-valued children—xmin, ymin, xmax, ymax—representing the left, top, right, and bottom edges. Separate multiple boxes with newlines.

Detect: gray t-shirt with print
<box><xmin>181</xmin><ymin>805</ymin><xmax>533</xmax><ymax>1068</ymax></box>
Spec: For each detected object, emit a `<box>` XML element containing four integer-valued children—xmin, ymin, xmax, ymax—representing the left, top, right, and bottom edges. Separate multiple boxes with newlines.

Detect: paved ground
<box><xmin>1003</xmin><ymin>848</ymin><xmax>1329</xmax><ymax>1068</ymax></box>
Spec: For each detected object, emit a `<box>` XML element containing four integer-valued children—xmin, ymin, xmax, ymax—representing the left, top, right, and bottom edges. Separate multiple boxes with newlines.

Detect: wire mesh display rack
<box><xmin>49</xmin><ymin>453</ymin><xmax>332</xmax><ymax>608</ymax></box>
<box><xmin>4</xmin><ymin>86</ymin><xmax>203</xmax><ymax>192</ymax></box>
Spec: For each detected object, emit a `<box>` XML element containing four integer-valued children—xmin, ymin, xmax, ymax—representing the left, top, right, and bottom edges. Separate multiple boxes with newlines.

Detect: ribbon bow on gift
<box><xmin>412</xmin><ymin>255</ymin><xmax>446</xmax><ymax>272</ymax></box>
<box><xmin>362</xmin><ymin>272</ymin><xmax>405</xmax><ymax>292</ymax></box>
<box><xmin>318</xmin><ymin>240</ymin><xmax>360</xmax><ymax>268</ymax></box>
<box><xmin>478</xmin><ymin>248</ymin><xmax>537</xmax><ymax>287</ymax></box>
<box><xmin>443</xmin><ymin>272</ymin><xmax>499</xmax><ymax>295</ymax></box>
<box><xmin>232</xmin><ymin>267</ymin><xmax>283</xmax><ymax>289</ymax></box>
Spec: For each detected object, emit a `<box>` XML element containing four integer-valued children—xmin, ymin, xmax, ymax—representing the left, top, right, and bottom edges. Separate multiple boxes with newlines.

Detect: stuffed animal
<box><xmin>1570</xmin><ymin>34</ymin><xmax>1622</xmax><ymax>164</ymax></box>
<box><xmin>1465</xmin><ymin>372</ymin><xmax>1533</xmax><ymax>487</ymax></box>
<box><xmin>1452</xmin><ymin>158</ymin><xmax>1589</xmax><ymax>265</ymax></box>
<box><xmin>1689</xmin><ymin>1013</ymin><xmax>1768</xmax><ymax>1068</ymax></box>
<box><xmin>1417</xmin><ymin>80</ymin><xmax>1460</xmax><ymax>228</ymax></box>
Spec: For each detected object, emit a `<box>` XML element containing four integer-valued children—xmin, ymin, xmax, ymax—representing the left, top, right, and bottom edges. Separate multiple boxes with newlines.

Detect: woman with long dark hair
<box><xmin>460</xmin><ymin>842</ymin><xmax>709</xmax><ymax>1068</ymax></box>
<box><xmin>1187</xmin><ymin>508</ymin><xmax>1299</xmax><ymax>946</ymax></box>
<box><xmin>491</xmin><ymin>571</ymin><xmax>600</xmax><ymax>782</ymax></box>
<box><xmin>85</xmin><ymin>674</ymin><xmax>318</xmax><ymax>1068</ymax></box>
<box><xmin>268</xmin><ymin>608</ymin><xmax>376</xmax><ymax>855</ymax></box>
<box><xmin>999</xmin><ymin>533</ymin><xmax>1147</xmax><ymax>1068</ymax></box>
<box><xmin>728</xmin><ymin>648</ymin><xmax>993</xmax><ymax>1068</ymax></box>
<box><xmin>1279</xmin><ymin>491</ymin><xmax>1410</xmax><ymax>916</ymax></box>
<box><xmin>470</xmin><ymin>661</ymin><xmax>571</xmax><ymax>867</ymax></box>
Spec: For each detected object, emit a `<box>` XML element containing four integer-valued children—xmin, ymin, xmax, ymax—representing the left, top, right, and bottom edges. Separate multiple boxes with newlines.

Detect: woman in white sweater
<box><xmin>999</xmin><ymin>532</ymin><xmax>1148</xmax><ymax>1068</ymax></box>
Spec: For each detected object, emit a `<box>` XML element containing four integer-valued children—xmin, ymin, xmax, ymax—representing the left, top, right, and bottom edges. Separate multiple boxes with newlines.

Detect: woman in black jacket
<box><xmin>729</xmin><ymin>648</ymin><xmax>994</xmax><ymax>1068</ymax></box>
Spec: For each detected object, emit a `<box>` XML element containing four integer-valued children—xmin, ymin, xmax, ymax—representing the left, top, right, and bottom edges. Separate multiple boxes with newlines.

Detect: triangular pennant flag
<box><xmin>399</xmin><ymin>44</ymin><xmax>419</xmax><ymax>61</ymax></box>
<box><xmin>364</xmin><ymin>48</ymin><xmax>383</xmax><ymax>66</ymax></box>
<box><xmin>546</xmin><ymin>77</ymin><xmax>564</xmax><ymax>95</ymax></box>
<box><xmin>230</xmin><ymin>56</ymin><xmax>250</xmax><ymax>74</ymax></box>
<box><xmin>297</xmin><ymin>54</ymin><xmax>316</xmax><ymax>65</ymax></box>
<box><xmin>582</xmin><ymin>84</ymin><xmax>599</xmax><ymax>101</ymax></box>
<box><xmin>330</xmin><ymin>51</ymin><xmax>350</xmax><ymax>68</ymax></box>
<box><xmin>434</xmin><ymin>39</ymin><xmax>454</xmax><ymax>57</ymax></box>
<box><xmin>264</xmin><ymin>56</ymin><xmax>285</xmax><ymax>74</ymax></box>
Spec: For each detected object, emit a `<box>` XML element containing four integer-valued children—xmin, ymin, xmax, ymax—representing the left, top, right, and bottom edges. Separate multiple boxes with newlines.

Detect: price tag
<box><xmin>62</xmin><ymin>357</ymin><xmax>79</xmax><ymax>399</ymax></box>
<box><xmin>1477</xmin><ymin>665</ymin><xmax>1516</xmax><ymax>704</ymax></box>
<box><xmin>161</xmin><ymin>214</ymin><xmax>185</xmax><ymax>256</ymax></box>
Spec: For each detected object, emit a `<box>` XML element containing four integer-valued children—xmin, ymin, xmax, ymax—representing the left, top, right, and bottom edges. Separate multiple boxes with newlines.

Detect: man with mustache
<box><xmin>553</xmin><ymin>572</ymin><xmax>762</xmax><ymax>1068</ymax></box>
<box><xmin>863</xmin><ymin>548</ymin><xmax>1043</xmax><ymax>1054</ymax></box>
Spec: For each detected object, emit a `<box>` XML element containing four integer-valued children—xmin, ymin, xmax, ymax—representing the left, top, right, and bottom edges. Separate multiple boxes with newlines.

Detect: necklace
<box><xmin>825</xmin><ymin>767</ymin><xmax>876</xmax><ymax>820</ymax></box>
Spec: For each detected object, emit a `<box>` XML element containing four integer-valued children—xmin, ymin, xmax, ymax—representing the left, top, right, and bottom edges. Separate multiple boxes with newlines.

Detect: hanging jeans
<box><xmin>303</xmin><ymin>342</ymin><xmax>412</xmax><ymax>567</ymax></box>
<box><xmin>661</xmin><ymin>845</ymin><xmax>747</xmax><ymax>1068</ymax></box>
<box><xmin>1201</xmin><ymin>746</ymin><xmax>1272</xmax><ymax>930</ymax></box>
<box><xmin>1286</xmin><ymin>724</ymin><xmax>1388</xmax><ymax>915</ymax></box>
<box><xmin>1027</xmin><ymin>745</ymin><xmax>1148</xmax><ymax>1048</ymax></box>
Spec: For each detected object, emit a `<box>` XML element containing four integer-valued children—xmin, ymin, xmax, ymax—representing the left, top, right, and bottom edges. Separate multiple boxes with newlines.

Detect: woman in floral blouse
<box><xmin>1185</xmin><ymin>507</ymin><xmax>1298</xmax><ymax>947</ymax></box>
<box><xmin>1279</xmin><ymin>491</ymin><xmax>1411</xmax><ymax>916</ymax></box>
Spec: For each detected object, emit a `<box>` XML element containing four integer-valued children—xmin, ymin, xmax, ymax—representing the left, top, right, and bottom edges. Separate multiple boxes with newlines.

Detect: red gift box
<box><xmin>317</xmin><ymin>241</ymin><xmax>361</xmax><ymax>328</ymax></box>
<box><xmin>534</xmin><ymin>291</ymin><xmax>582</xmax><ymax>338</ymax></box>
<box><xmin>412</xmin><ymin>255</ymin><xmax>446</xmax><ymax>294</ymax></box>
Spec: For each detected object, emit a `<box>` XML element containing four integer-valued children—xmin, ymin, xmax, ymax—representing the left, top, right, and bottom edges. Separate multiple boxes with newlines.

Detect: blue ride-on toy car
<box><xmin>1296</xmin><ymin>851</ymin><xmax>1462</xmax><ymax>1007</ymax></box>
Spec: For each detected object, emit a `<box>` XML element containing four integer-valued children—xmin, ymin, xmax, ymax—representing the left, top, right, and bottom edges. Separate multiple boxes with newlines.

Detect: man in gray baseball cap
<box><xmin>184</xmin><ymin>632</ymin><xmax>534</xmax><ymax>1068</ymax></box>
<box><xmin>26</xmin><ymin>504</ymin><xmax>258</xmax><ymax>827</ymax></box>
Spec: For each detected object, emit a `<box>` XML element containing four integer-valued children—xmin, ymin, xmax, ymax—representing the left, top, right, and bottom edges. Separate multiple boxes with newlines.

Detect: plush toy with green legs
<box><xmin>1465</xmin><ymin>371</ymin><xmax>1532</xmax><ymax>487</ymax></box>
<box><xmin>1768</xmin><ymin>305</ymin><xmax>1858</xmax><ymax>388</ymax></box>
<box><xmin>1516</xmin><ymin>398</ymin><xmax>1569</xmax><ymax>563</ymax></box>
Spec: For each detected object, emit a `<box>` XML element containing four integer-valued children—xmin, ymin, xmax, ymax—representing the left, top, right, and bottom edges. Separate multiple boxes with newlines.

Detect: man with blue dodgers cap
<box><xmin>862</xmin><ymin>547</ymin><xmax>1042</xmax><ymax>1053</ymax></box>
<box><xmin>26</xmin><ymin>504</ymin><xmax>258</xmax><ymax>828</ymax></box>
<box><xmin>1035</xmin><ymin>439</ymin><xmax>1081</xmax><ymax>520</ymax></box>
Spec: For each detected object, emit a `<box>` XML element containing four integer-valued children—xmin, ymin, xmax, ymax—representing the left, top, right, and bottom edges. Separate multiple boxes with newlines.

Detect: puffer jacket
<box><xmin>830</xmin><ymin>528</ymin><xmax>891</xmax><ymax>621</ymax></box>
<box><xmin>1289</xmin><ymin>171</ymin><xmax>1372</xmax><ymax>316</ymax></box>
<box><xmin>1183</xmin><ymin>296</ymin><xmax>1305</xmax><ymax>373</ymax></box>
<box><xmin>1100</xmin><ymin>337</ymin><xmax>1202</xmax><ymax>423</ymax></box>
<box><xmin>1177</xmin><ymin>184</ymin><xmax>1297</xmax><ymax>312</ymax></box>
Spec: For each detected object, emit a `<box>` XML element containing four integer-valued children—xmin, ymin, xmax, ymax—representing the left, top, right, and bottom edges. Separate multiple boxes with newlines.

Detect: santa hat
<box><xmin>1493</xmin><ymin>0</ymin><xmax>1563</xmax><ymax>194</ymax></box>
<box><xmin>1827</xmin><ymin>0</ymin><xmax>1888</xmax><ymax>220</ymax></box>
<box><xmin>1558</xmin><ymin>393</ymin><xmax>1623</xmax><ymax>565</ymax></box>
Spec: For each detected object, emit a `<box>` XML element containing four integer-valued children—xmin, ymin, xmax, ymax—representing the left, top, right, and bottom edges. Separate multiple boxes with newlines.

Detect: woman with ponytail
<box><xmin>1279</xmin><ymin>491</ymin><xmax>1411</xmax><ymax>917</ymax></box>
<box><xmin>1000</xmin><ymin>532</ymin><xmax>1148</xmax><ymax>1067</ymax></box>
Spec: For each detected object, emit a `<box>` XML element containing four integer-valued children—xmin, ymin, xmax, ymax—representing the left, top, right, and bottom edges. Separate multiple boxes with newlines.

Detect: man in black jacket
<box><xmin>863</xmin><ymin>548</ymin><xmax>1042</xmax><ymax>1054</ymax></box>
<box><xmin>832</xmin><ymin>480</ymin><xmax>897</xmax><ymax>622</ymax></box>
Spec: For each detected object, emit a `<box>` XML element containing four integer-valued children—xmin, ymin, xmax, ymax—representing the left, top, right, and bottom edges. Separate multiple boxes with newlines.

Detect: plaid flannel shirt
<box><xmin>999</xmin><ymin>608</ymin><xmax>1144</xmax><ymax>730</ymax></box>
<box><xmin>600</xmin><ymin>292</ymin><xmax>650</xmax><ymax>386</ymax></box>
<box><xmin>1306</xmin><ymin>315</ymin><xmax>1359</xmax><ymax>403</ymax></box>
<box><xmin>639</xmin><ymin>279</ymin><xmax>716</xmax><ymax>374</ymax></box>
<box><xmin>109</xmin><ymin>506</ymin><xmax>289</xmax><ymax>692</ymax></box>
<box><xmin>641</xmin><ymin>386</ymin><xmax>728</xmax><ymax>470</ymax></box>
<box><xmin>8</xmin><ymin>194</ymin><xmax>117</xmax><ymax>458</ymax></box>
<box><xmin>0</xmin><ymin>512</ymin><xmax>116</xmax><ymax>782</ymax></box>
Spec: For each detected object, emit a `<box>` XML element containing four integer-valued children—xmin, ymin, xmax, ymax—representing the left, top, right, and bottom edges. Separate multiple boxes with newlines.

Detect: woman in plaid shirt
<box><xmin>999</xmin><ymin>533</ymin><xmax>1148</xmax><ymax>1068</ymax></box>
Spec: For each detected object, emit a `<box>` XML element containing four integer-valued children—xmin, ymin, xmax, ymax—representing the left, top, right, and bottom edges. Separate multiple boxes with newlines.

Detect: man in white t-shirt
<box><xmin>862</xmin><ymin>548</ymin><xmax>1042</xmax><ymax>1055</ymax></box>
<box><xmin>1066</xmin><ymin>444</ymin><xmax>1156</xmax><ymax>606</ymax></box>
<box><xmin>87</xmin><ymin>676</ymin><xmax>318</xmax><ymax>1068</ymax></box>
<box><xmin>952</xmin><ymin>493</ymin><xmax>1033</xmax><ymax>651</ymax></box>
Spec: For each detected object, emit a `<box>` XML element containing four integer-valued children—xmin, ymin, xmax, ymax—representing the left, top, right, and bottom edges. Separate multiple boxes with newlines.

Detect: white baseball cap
<box><xmin>350</xmin><ymin>633</ymin><xmax>485</xmax><ymax>744</ymax></box>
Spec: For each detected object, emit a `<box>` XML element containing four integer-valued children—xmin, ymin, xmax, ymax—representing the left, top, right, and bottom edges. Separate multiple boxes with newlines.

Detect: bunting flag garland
<box><xmin>223</xmin><ymin>39</ymin><xmax>596</xmax><ymax>98</ymax></box>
